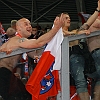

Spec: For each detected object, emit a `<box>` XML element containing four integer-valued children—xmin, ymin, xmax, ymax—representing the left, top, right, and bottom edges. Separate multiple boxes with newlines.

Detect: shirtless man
<box><xmin>57</xmin><ymin>1</ymin><xmax>100</xmax><ymax>100</ymax></box>
<box><xmin>86</xmin><ymin>14</ymin><xmax>100</xmax><ymax>100</ymax></box>
<box><xmin>0</xmin><ymin>14</ymin><xmax>65</xmax><ymax>100</ymax></box>
<box><xmin>1</xmin><ymin>2</ymin><xmax>100</xmax><ymax>100</ymax></box>
<box><xmin>69</xmin><ymin>7</ymin><xmax>100</xmax><ymax>100</ymax></box>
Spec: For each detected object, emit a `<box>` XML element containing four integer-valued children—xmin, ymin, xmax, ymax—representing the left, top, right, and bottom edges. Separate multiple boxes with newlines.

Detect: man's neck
<box><xmin>16</xmin><ymin>33</ymin><xmax>22</xmax><ymax>38</ymax></box>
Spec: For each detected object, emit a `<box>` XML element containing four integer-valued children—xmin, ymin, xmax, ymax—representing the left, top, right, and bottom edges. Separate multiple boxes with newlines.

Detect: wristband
<box><xmin>96</xmin><ymin>9</ymin><xmax>100</xmax><ymax>12</ymax></box>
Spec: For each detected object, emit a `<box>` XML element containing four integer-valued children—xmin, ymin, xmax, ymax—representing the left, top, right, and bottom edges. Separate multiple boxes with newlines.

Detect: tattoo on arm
<box><xmin>18</xmin><ymin>38</ymin><xmax>26</xmax><ymax>43</ymax></box>
<box><xmin>78</xmin><ymin>23</ymin><xmax>90</xmax><ymax>31</ymax></box>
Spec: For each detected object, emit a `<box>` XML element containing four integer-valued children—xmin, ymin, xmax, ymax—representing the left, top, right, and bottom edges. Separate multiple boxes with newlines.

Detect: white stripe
<box><xmin>44</xmin><ymin>28</ymin><xmax>64</xmax><ymax>70</ymax></box>
<box><xmin>70</xmin><ymin>93</ymin><xmax>77</xmax><ymax>100</ymax></box>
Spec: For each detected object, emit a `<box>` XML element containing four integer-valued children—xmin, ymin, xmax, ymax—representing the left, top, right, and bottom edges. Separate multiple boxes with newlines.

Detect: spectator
<box><xmin>0</xmin><ymin>15</ymin><xmax>65</xmax><ymax>100</ymax></box>
<box><xmin>58</xmin><ymin>0</ymin><xmax>100</xmax><ymax>99</ymax></box>
<box><xmin>28</xmin><ymin>26</ymin><xmax>38</xmax><ymax>39</ymax></box>
<box><xmin>11</xmin><ymin>20</ymin><xmax>17</xmax><ymax>30</ymax></box>
<box><xmin>0</xmin><ymin>22</ymin><xmax>7</xmax><ymax>45</ymax></box>
<box><xmin>87</xmin><ymin>13</ymin><xmax>100</xmax><ymax>100</ymax></box>
<box><xmin>28</xmin><ymin>25</ymin><xmax>44</xmax><ymax>75</ymax></box>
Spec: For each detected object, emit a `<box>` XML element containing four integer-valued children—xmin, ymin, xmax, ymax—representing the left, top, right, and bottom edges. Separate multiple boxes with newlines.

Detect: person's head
<box><xmin>16</xmin><ymin>18</ymin><xmax>32</xmax><ymax>38</ymax></box>
<box><xmin>14</xmin><ymin>73</ymin><xmax>21</xmax><ymax>79</ymax></box>
<box><xmin>57</xmin><ymin>12</ymin><xmax>71</xmax><ymax>30</ymax></box>
<box><xmin>11</xmin><ymin>20</ymin><xmax>17</xmax><ymax>30</ymax></box>
<box><xmin>32</xmin><ymin>26</ymin><xmax>38</xmax><ymax>35</ymax></box>
<box><xmin>6</xmin><ymin>27</ymin><xmax>16</xmax><ymax>38</ymax></box>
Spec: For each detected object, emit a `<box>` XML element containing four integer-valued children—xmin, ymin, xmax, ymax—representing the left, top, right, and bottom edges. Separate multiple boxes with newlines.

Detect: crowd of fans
<box><xmin>1</xmin><ymin>21</ymin><xmax>55</xmax><ymax>81</ymax></box>
<box><xmin>0</xmin><ymin>21</ymin><xmax>51</xmax><ymax>80</ymax></box>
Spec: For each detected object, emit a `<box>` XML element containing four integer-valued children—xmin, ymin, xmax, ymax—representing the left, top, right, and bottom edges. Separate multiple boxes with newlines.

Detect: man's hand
<box><xmin>63</xmin><ymin>30</ymin><xmax>76</xmax><ymax>36</ymax></box>
<box><xmin>78</xmin><ymin>30</ymin><xmax>90</xmax><ymax>35</ymax></box>
<box><xmin>0</xmin><ymin>42</ymin><xmax>7</xmax><ymax>52</ymax></box>
<box><xmin>53</xmin><ymin>13</ymin><xmax>65</xmax><ymax>30</ymax></box>
<box><xmin>0</xmin><ymin>43</ymin><xmax>12</xmax><ymax>54</ymax></box>
<box><xmin>98</xmin><ymin>0</ymin><xmax>100</xmax><ymax>10</ymax></box>
<box><xmin>0</xmin><ymin>47</ymin><xmax>12</xmax><ymax>55</ymax></box>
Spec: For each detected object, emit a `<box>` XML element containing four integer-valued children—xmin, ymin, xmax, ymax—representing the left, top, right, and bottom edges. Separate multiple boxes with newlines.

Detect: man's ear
<box><xmin>16</xmin><ymin>25</ymin><xmax>21</xmax><ymax>31</ymax></box>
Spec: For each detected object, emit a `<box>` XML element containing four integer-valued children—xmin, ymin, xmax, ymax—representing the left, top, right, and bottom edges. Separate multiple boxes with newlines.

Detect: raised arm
<box><xmin>79</xmin><ymin>0</ymin><xmax>100</xmax><ymax>31</ymax></box>
<box><xmin>0</xmin><ymin>13</ymin><xmax>65</xmax><ymax>53</ymax></box>
<box><xmin>18</xmin><ymin>14</ymin><xmax>65</xmax><ymax>49</ymax></box>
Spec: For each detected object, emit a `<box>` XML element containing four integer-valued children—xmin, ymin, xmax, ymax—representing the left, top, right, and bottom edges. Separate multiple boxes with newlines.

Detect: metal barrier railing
<box><xmin>0</xmin><ymin>31</ymin><xmax>100</xmax><ymax>100</ymax></box>
<box><xmin>0</xmin><ymin>47</ymin><xmax>44</xmax><ymax>59</ymax></box>
<box><xmin>60</xmin><ymin>30</ymin><xmax>100</xmax><ymax>100</ymax></box>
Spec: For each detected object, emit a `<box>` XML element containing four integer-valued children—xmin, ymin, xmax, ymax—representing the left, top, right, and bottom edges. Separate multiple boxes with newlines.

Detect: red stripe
<box><xmin>26</xmin><ymin>51</ymin><xmax>55</xmax><ymax>99</ymax></box>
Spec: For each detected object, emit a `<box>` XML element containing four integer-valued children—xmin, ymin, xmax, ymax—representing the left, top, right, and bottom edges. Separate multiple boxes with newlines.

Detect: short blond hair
<box><xmin>11</xmin><ymin>20</ymin><xmax>17</xmax><ymax>27</ymax></box>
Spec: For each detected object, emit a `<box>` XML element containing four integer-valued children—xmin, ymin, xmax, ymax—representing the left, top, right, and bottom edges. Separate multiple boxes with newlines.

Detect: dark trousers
<box><xmin>0</xmin><ymin>67</ymin><xmax>31</xmax><ymax>100</ymax></box>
